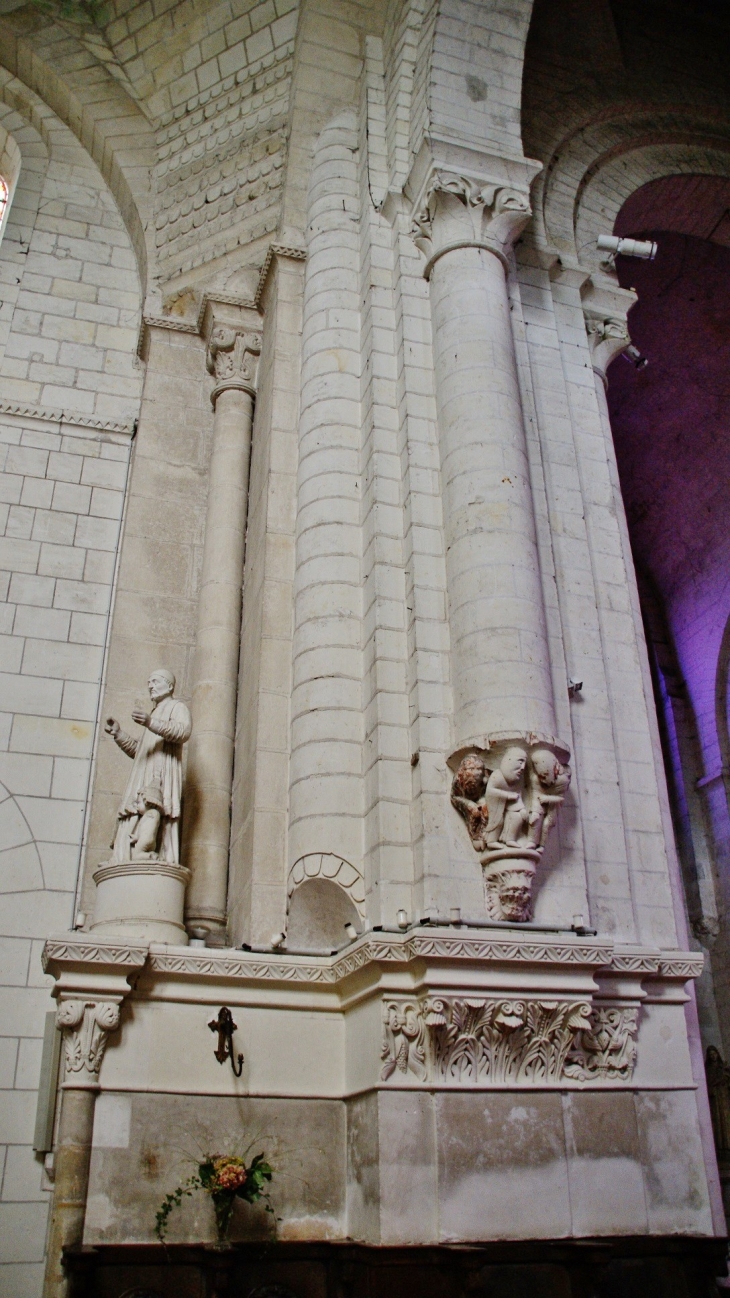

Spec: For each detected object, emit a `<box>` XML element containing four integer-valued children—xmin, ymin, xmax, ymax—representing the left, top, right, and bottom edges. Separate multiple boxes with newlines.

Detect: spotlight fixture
<box><xmin>622</xmin><ymin>344</ymin><xmax>648</xmax><ymax>370</ymax></box>
<box><xmin>597</xmin><ymin>234</ymin><xmax>657</xmax><ymax>260</ymax></box>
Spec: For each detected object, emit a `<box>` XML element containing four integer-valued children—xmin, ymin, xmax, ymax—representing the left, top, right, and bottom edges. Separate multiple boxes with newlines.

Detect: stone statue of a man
<box><xmin>105</xmin><ymin>669</ymin><xmax>192</xmax><ymax>865</ymax></box>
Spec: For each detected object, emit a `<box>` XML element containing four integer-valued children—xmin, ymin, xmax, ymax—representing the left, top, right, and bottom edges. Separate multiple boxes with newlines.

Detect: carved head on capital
<box><xmin>452</xmin><ymin>753</ymin><xmax>487</xmax><ymax>801</ymax></box>
<box><xmin>206</xmin><ymin>325</ymin><xmax>237</xmax><ymax>376</ymax></box>
<box><xmin>500</xmin><ymin>746</ymin><xmax>527</xmax><ymax>785</ymax></box>
<box><xmin>489</xmin><ymin>866</ymin><xmax>534</xmax><ymax>924</ymax></box>
<box><xmin>531</xmin><ymin>747</ymin><xmax>562</xmax><ymax>786</ymax></box>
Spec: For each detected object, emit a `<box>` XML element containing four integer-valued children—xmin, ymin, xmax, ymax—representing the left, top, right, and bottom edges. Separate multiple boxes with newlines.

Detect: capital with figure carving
<box><xmin>450</xmin><ymin>736</ymin><xmax>571</xmax><ymax>922</ymax></box>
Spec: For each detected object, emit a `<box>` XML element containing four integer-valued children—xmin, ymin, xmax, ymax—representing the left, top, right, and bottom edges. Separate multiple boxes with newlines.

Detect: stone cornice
<box><xmin>43</xmin><ymin>936</ymin><xmax>150</xmax><ymax>974</ymax></box>
<box><xmin>43</xmin><ymin>931</ymin><xmax>702</xmax><ymax>989</ymax></box>
<box><xmin>332</xmin><ymin>931</ymin><xmax>613</xmax><ymax>976</ymax></box>
<box><xmin>137</xmin><ymin>242</ymin><xmax>305</xmax><ymax>355</ymax></box>
<box><xmin>145</xmin><ymin>930</ymin><xmax>615</xmax><ymax>983</ymax></box>
<box><xmin>0</xmin><ymin>401</ymin><xmax>135</xmax><ymax>438</ymax></box>
<box><xmin>254</xmin><ymin>241</ymin><xmax>307</xmax><ymax>307</ymax></box>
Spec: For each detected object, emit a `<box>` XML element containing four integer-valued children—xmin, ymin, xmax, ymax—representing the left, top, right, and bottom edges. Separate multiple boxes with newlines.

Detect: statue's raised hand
<box><xmin>105</xmin><ymin>717</ymin><xmax>120</xmax><ymax>738</ymax></box>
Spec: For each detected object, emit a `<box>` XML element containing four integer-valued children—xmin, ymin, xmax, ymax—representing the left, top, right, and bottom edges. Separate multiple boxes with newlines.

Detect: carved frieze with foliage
<box><xmin>380</xmin><ymin>995</ymin><xmax>640</xmax><ymax>1087</ymax></box>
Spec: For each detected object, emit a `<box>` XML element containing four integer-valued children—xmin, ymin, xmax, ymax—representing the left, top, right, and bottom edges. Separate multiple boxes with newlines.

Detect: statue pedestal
<box><xmin>91</xmin><ymin>861</ymin><xmax>191</xmax><ymax>945</ymax></box>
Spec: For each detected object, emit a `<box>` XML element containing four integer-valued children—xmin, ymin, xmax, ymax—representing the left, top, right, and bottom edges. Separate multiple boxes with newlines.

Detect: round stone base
<box><xmin>91</xmin><ymin>860</ymin><xmax>191</xmax><ymax>945</ymax></box>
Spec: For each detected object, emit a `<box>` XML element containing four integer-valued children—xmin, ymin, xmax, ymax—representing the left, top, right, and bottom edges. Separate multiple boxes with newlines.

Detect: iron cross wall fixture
<box><xmin>209</xmin><ymin>1006</ymin><xmax>244</xmax><ymax>1077</ymax></box>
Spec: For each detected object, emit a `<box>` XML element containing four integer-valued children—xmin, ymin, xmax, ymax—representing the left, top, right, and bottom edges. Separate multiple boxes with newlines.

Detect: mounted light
<box><xmin>623</xmin><ymin>344</ymin><xmax>649</xmax><ymax>370</ymax></box>
<box><xmin>597</xmin><ymin>234</ymin><xmax>657</xmax><ymax>260</ymax></box>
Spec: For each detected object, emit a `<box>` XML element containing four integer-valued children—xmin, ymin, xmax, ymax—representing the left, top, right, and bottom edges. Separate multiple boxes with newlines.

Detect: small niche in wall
<box><xmin>286</xmin><ymin>878</ymin><xmax>360</xmax><ymax>953</ymax></box>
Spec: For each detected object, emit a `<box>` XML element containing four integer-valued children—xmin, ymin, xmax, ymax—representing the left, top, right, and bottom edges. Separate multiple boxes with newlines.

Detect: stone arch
<box><xmin>0</xmin><ymin>78</ymin><xmax>144</xmax><ymax>423</ymax></box>
<box><xmin>0</xmin><ymin>100</ymin><xmax>49</xmax><ymax>362</ymax></box>
<box><xmin>716</xmin><ymin>613</ymin><xmax>730</xmax><ymax>795</ymax></box>
<box><xmin>287</xmin><ymin>853</ymin><xmax>365</xmax><ymax>921</ymax></box>
<box><xmin>575</xmin><ymin>139</ymin><xmax>730</xmax><ymax>269</ymax></box>
<box><xmin>534</xmin><ymin>110</ymin><xmax>730</xmax><ymax>263</ymax></box>
<box><xmin>0</xmin><ymin>112</ymin><xmax>22</xmax><ymax>237</ymax></box>
<box><xmin>0</xmin><ymin>33</ymin><xmax>155</xmax><ymax>301</ymax></box>
<box><xmin>286</xmin><ymin>854</ymin><xmax>365</xmax><ymax>953</ymax></box>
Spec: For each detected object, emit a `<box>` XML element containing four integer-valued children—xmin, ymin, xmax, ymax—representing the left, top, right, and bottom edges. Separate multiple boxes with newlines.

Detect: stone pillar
<box><xmin>184</xmin><ymin>320</ymin><xmax>261</xmax><ymax>940</ymax></box>
<box><xmin>42</xmin><ymin>997</ymin><xmax>122</xmax><ymax>1298</ymax></box>
<box><xmin>287</xmin><ymin>113</ymin><xmax>365</xmax><ymax>884</ymax></box>
<box><xmin>411</xmin><ymin>158</ymin><xmax>570</xmax><ymax>921</ymax></box>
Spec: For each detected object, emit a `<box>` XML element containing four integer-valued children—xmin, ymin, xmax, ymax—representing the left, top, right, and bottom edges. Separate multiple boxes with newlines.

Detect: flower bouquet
<box><xmin>155</xmin><ymin>1152</ymin><xmax>273</xmax><ymax>1244</ymax></box>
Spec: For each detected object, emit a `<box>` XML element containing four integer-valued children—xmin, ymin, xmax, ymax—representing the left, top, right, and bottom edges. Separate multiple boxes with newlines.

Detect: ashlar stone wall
<box><xmin>0</xmin><ymin>91</ymin><xmax>141</xmax><ymax>1298</ymax></box>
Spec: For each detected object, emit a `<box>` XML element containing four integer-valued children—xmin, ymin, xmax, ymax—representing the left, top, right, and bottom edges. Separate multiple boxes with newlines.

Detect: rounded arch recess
<box><xmin>575</xmin><ymin>142</ymin><xmax>730</xmax><ymax>269</ymax></box>
<box><xmin>0</xmin><ymin>53</ymin><xmax>153</xmax><ymax>301</ymax></box>
<box><xmin>287</xmin><ymin>854</ymin><xmax>366</xmax><ymax>922</ymax></box>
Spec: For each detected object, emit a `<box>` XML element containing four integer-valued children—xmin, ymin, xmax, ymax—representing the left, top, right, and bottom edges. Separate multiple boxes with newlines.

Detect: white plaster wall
<box><xmin>0</xmin><ymin>103</ymin><xmax>142</xmax><ymax>1297</ymax></box>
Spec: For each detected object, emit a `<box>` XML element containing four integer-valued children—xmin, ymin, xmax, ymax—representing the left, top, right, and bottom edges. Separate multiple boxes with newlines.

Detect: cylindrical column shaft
<box><xmin>429</xmin><ymin>239</ymin><xmax>556</xmax><ymax>748</ymax></box>
<box><xmin>185</xmin><ymin>383</ymin><xmax>254</xmax><ymax>934</ymax></box>
<box><xmin>42</xmin><ymin>1086</ymin><xmax>96</xmax><ymax>1298</ymax></box>
<box><xmin>287</xmin><ymin>111</ymin><xmax>364</xmax><ymax>875</ymax></box>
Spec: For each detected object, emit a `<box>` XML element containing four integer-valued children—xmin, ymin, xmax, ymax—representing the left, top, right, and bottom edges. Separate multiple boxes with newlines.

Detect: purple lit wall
<box><xmin>608</xmin><ymin>175</ymin><xmax>730</xmax><ymax>931</ymax></box>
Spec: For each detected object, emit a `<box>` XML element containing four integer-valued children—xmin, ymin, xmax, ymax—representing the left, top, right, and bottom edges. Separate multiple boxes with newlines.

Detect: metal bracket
<box><xmin>208</xmin><ymin>1006</ymin><xmax>244</xmax><ymax>1077</ymax></box>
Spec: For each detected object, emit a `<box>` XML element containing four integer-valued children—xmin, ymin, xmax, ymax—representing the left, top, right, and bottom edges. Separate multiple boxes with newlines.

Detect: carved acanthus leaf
<box><xmin>381</xmin><ymin>995</ymin><xmax>598</xmax><ymax>1086</ymax></box>
<box><xmin>411</xmin><ymin>173</ymin><xmax>531</xmax><ymax>261</ymax></box>
<box><xmin>428</xmin><ymin>997</ymin><xmax>592</xmax><ymax>1084</ymax></box>
<box><xmin>56</xmin><ymin>999</ymin><xmax>121</xmax><ymax>1085</ymax></box>
<box><xmin>564</xmin><ymin>1006</ymin><xmax>639</xmax><ymax>1081</ymax></box>
<box><xmin>380</xmin><ymin>999</ymin><xmax>428</xmax><ymax>1081</ymax></box>
<box><xmin>206</xmin><ymin>326</ymin><xmax>262</xmax><ymax>391</ymax></box>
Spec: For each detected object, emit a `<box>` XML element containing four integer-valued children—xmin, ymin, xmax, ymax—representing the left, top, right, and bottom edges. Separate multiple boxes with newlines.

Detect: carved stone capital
<box><xmin>584</xmin><ymin>311</ymin><xmax>630</xmax><ymax>383</ymax></box>
<box><xmin>412</xmin><ymin>175</ymin><xmax>531</xmax><ymax>276</ymax></box>
<box><xmin>404</xmin><ymin>137</ymin><xmax>540</xmax><ymax>279</ymax></box>
<box><xmin>43</xmin><ymin>934</ymin><xmax>143</xmax><ymax>1088</ymax></box>
<box><xmin>56</xmin><ymin>997</ymin><xmax>122</xmax><ymax>1089</ymax></box>
<box><xmin>206</xmin><ymin>325</ymin><xmax>262</xmax><ymax>405</ymax></box>
<box><xmin>578</xmin><ymin>274</ymin><xmax>637</xmax><ymax>384</ymax></box>
<box><xmin>564</xmin><ymin>1005</ymin><xmax>639</xmax><ymax>1082</ymax></box>
<box><xmin>449</xmin><ymin>735</ymin><xmax>571</xmax><ymax>922</ymax></box>
<box><xmin>380</xmin><ymin>999</ymin><xmax>428</xmax><ymax>1082</ymax></box>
